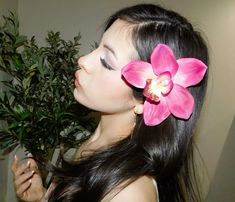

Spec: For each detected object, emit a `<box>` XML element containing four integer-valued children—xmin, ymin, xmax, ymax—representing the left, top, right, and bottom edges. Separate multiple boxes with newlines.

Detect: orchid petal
<box><xmin>143</xmin><ymin>98</ymin><xmax>170</xmax><ymax>126</ymax></box>
<box><xmin>173</xmin><ymin>58</ymin><xmax>208</xmax><ymax>87</ymax></box>
<box><xmin>151</xmin><ymin>44</ymin><xmax>178</xmax><ymax>76</ymax></box>
<box><xmin>121</xmin><ymin>61</ymin><xmax>154</xmax><ymax>88</ymax></box>
<box><xmin>166</xmin><ymin>84</ymin><xmax>194</xmax><ymax>119</ymax></box>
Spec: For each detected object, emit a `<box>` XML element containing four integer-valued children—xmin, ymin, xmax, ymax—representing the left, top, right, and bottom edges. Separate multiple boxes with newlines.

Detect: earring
<box><xmin>130</xmin><ymin>113</ymin><xmax>137</xmax><ymax>139</ymax></box>
<box><xmin>134</xmin><ymin>107</ymin><xmax>138</xmax><ymax>114</ymax></box>
<box><xmin>134</xmin><ymin>105</ymin><xmax>143</xmax><ymax>115</ymax></box>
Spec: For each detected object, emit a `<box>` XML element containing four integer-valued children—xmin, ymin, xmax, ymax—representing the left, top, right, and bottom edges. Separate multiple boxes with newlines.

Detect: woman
<box><xmin>12</xmin><ymin>3</ymin><xmax>209</xmax><ymax>202</ymax></box>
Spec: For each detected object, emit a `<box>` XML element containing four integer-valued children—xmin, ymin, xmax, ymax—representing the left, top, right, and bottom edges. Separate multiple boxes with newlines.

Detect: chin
<box><xmin>73</xmin><ymin>88</ymin><xmax>94</xmax><ymax>110</ymax></box>
<box><xmin>73</xmin><ymin>88</ymin><xmax>82</xmax><ymax>103</ymax></box>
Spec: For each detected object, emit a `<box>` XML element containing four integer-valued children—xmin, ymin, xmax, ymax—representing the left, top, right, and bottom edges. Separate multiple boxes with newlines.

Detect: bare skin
<box><xmin>11</xmin><ymin>154</ymin><xmax>46</xmax><ymax>202</ymax></box>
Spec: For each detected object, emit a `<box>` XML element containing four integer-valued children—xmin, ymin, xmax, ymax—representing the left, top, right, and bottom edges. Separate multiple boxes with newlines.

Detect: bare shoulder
<box><xmin>105</xmin><ymin>176</ymin><xmax>158</xmax><ymax>202</ymax></box>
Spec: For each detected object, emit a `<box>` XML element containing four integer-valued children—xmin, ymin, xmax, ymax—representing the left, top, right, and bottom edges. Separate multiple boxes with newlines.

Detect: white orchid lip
<box><xmin>143</xmin><ymin>73</ymin><xmax>173</xmax><ymax>102</ymax></box>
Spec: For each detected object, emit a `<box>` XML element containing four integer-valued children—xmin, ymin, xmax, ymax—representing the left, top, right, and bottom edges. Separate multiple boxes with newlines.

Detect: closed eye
<box><xmin>100</xmin><ymin>57</ymin><xmax>114</xmax><ymax>70</ymax></box>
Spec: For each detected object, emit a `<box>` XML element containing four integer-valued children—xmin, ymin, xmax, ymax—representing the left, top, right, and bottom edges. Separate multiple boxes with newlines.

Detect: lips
<box><xmin>74</xmin><ymin>71</ymin><xmax>80</xmax><ymax>86</ymax></box>
<box><xmin>74</xmin><ymin>78</ymin><xmax>79</xmax><ymax>86</ymax></box>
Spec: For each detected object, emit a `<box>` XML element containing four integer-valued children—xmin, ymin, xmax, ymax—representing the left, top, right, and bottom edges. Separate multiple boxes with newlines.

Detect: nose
<box><xmin>77</xmin><ymin>53</ymin><xmax>93</xmax><ymax>73</ymax></box>
<box><xmin>77</xmin><ymin>56</ymin><xmax>85</xmax><ymax>70</ymax></box>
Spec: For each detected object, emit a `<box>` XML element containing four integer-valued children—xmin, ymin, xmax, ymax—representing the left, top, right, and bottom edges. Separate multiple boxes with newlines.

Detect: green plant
<box><xmin>0</xmin><ymin>12</ymin><xmax>95</xmax><ymax>160</ymax></box>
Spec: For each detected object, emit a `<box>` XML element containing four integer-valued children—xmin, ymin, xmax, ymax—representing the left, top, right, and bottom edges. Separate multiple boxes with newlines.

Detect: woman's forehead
<box><xmin>101</xmin><ymin>19</ymin><xmax>138</xmax><ymax>61</ymax></box>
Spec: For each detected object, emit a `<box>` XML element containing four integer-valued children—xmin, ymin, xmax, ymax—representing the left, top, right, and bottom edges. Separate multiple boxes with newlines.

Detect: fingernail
<box><xmin>14</xmin><ymin>155</ymin><xmax>17</xmax><ymax>160</ymax></box>
<box><xmin>28</xmin><ymin>170</ymin><xmax>34</xmax><ymax>176</ymax></box>
<box><xmin>31</xmin><ymin>170</ymin><xmax>35</xmax><ymax>174</ymax></box>
<box><xmin>27</xmin><ymin>160</ymin><xmax>30</xmax><ymax>167</ymax></box>
<box><xmin>27</xmin><ymin>153</ymin><xmax>33</xmax><ymax>157</ymax></box>
<box><xmin>29</xmin><ymin>179</ymin><xmax>32</xmax><ymax>184</ymax></box>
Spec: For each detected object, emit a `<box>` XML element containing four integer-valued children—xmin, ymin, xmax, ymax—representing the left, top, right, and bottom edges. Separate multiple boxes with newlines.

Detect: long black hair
<box><xmin>48</xmin><ymin>4</ymin><xmax>209</xmax><ymax>202</ymax></box>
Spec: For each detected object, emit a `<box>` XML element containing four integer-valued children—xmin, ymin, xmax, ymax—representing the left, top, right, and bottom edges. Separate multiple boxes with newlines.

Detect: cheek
<box><xmin>102</xmin><ymin>74</ymin><xmax>130</xmax><ymax>98</ymax></box>
<box><xmin>90</xmin><ymin>74</ymin><xmax>134</xmax><ymax>111</ymax></box>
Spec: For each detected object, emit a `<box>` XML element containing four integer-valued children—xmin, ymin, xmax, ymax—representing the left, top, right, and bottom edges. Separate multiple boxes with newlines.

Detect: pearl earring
<box><xmin>134</xmin><ymin>107</ymin><xmax>138</xmax><ymax>114</ymax></box>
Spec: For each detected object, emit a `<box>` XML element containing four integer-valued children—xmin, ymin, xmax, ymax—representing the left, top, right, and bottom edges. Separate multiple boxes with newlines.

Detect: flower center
<box><xmin>143</xmin><ymin>73</ymin><xmax>173</xmax><ymax>102</ymax></box>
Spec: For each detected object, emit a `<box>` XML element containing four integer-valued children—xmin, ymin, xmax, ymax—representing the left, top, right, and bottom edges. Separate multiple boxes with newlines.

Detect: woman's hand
<box><xmin>11</xmin><ymin>154</ymin><xmax>46</xmax><ymax>202</ymax></box>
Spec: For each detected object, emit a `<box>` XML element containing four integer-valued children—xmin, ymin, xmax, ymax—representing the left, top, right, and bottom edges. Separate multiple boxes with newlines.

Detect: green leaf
<box><xmin>8</xmin><ymin>122</ymin><xmax>19</xmax><ymax>129</ymax></box>
<box><xmin>18</xmin><ymin>127</ymin><xmax>26</xmax><ymax>142</ymax></box>
<box><xmin>0</xmin><ymin>56</ymin><xmax>6</xmax><ymax>68</ymax></box>
<box><xmin>0</xmin><ymin>132</ymin><xmax>17</xmax><ymax>151</ymax></box>
<box><xmin>15</xmin><ymin>35</ymin><xmax>27</xmax><ymax>47</ymax></box>
<box><xmin>4</xmin><ymin>30</ymin><xmax>16</xmax><ymax>42</ymax></box>
<box><xmin>2</xmin><ymin>142</ymin><xmax>19</xmax><ymax>155</ymax></box>
<box><xmin>12</xmin><ymin>55</ymin><xmax>23</xmax><ymax>69</ymax></box>
<box><xmin>20</xmin><ymin>111</ymin><xmax>31</xmax><ymax>120</ymax></box>
<box><xmin>22</xmin><ymin>77</ymin><xmax>31</xmax><ymax>90</ymax></box>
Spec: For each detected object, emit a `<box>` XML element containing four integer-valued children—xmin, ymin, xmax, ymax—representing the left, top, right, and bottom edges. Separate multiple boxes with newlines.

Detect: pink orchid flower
<box><xmin>121</xmin><ymin>44</ymin><xmax>207</xmax><ymax>126</ymax></box>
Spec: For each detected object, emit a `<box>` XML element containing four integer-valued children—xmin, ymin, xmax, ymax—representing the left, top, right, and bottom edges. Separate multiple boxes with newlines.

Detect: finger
<box><xmin>11</xmin><ymin>155</ymin><xmax>19</xmax><ymax>173</ymax></box>
<box><xmin>14</xmin><ymin>170</ymin><xmax>35</xmax><ymax>188</ymax></box>
<box><xmin>14</xmin><ymin>160</ymin><xmax>31</xmax><ymax>178</ymax></box>
<box><xmin>16</xmin><ymin>179</ymin><xmax>32</xmax><ymax>198</ymax></box>
<box><xmin>27</xmin><ymin>154</ymin><xmax>39</xmax><ymax>172</ymax></box>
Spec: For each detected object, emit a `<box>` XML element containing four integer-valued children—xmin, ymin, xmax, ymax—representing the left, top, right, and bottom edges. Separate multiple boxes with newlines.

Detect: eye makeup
<box><xmin>100</xmin><ymin>57</ymin><xmax>114</xmax><ymax>71</ymax></box>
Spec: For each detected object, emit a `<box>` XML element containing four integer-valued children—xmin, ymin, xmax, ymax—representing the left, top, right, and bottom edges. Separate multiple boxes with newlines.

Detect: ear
<box><xmin>134</xmin><ymin>103</ymin><xmax>144</xmax><ymax>115</ymax></box>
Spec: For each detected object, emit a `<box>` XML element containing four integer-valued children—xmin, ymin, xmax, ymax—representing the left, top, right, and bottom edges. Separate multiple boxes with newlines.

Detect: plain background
<box><xmin>0</xmin><ymin>0</ymin><xmax>235</xmax><ymax>201</ymax></box>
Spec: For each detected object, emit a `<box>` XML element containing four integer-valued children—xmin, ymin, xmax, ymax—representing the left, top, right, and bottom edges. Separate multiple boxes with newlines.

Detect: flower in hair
<box><xmin>121</xmin><ymin>44</ymin><xmax>207</xmax><ymax>126</ymax></box>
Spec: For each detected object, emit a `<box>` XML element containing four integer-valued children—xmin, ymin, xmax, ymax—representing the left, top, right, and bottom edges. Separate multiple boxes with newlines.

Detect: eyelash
<box><xmin>100</xmin><ymin>57</ymin><xmax>114</xmax><ymax>70</ymax></box>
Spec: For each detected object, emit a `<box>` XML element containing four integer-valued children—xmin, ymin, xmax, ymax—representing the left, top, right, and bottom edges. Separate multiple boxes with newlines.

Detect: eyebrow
<box><xmin>103</xmin><ymin>44</ymin><xmax>117</xmax><ymax>58</ymax></box>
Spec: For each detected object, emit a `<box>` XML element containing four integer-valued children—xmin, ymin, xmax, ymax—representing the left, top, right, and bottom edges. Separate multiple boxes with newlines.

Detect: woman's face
<box><xmin>74</xmin><ymin>19</ymin><xmax>139</xmax><ymax>114</ymax></box>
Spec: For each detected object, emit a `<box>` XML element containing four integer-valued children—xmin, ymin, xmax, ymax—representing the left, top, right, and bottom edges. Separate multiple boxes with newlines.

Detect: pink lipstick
<box><xmin>74</xmin><ymin>71</ymin><xmax>80</xmax><ymax>86</ymax></box>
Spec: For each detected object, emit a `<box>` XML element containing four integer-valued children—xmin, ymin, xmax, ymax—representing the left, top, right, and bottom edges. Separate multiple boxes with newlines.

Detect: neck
<box><xmin>92</xmin><ymin>110</ymin><xmax>136</xmax><ymax>145</ymax></box>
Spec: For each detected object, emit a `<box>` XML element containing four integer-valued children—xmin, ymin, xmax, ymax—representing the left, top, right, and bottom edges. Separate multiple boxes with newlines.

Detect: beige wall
<box><xmin>0</xmin><ymin>0</ymin><xmax>17</xmax><ymax>23</ymax></box>
<box><xmin>2</xmin><ymin>0</ymin><xmax>235</xmax><ymax>200</ymax></box>
<box><xmin>18</xmin><ymin>0</ymin><xmax>147</xmax><ymax>54</ymax></box>
<box><xmin>206</xmin><ymin>116</ymin><xmax>235</xmax><ymax>201</ymax></box>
